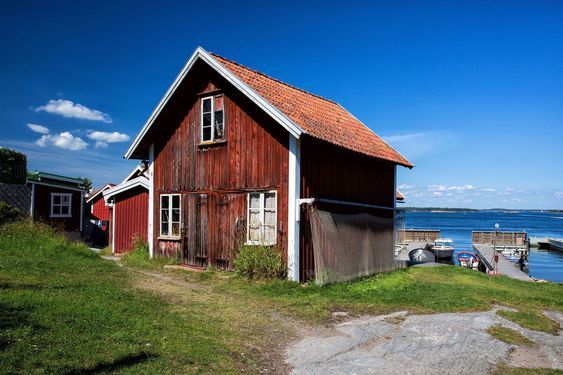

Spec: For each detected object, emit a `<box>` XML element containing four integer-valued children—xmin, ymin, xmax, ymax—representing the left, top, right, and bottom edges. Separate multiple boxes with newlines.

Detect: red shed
<box><xmin>103</xmin><ymin>169</ymin><xmax>149</xmax><ymax>254</ymax></box>
<box><xmin>27</xmin><ymin>172</ymin><xmax>87</xmax><ymax>239</ymax></box>
<box><xmin>123</xmin><ymin>47</ymin><xmax>413</xmax><ymax>283</ymax></box>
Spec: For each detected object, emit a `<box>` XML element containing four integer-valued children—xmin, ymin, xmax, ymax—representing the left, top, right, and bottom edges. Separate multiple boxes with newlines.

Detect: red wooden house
<box><xmin>103</xmin><ymin>166</ymin><xmax>149</xmax><ymax>254</ymax></box>
<box><xmin>27</xmin><ymin>172</ymin><xmax>87</xmax><ymax>239</ymax></box>
<box><xmin>124</xmin><ymin>47</ymin><xmax>412</xmax><ymax>282</ymax></box>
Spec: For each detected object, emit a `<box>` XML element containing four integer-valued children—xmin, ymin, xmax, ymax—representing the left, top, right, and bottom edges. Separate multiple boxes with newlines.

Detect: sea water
<box><xmin>403</xmin><ymin>210</ymin><xmax>563</xmax><ymax>282</ymax></box>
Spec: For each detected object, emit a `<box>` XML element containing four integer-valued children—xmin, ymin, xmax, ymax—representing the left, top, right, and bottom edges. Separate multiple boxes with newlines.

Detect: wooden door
<box><xmin>183</xmin><ymin>193</ymin><xmax>208</xmax><ymax>267</ymax></box>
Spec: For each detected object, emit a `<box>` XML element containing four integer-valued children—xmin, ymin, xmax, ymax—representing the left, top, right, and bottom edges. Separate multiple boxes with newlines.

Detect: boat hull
<box><xmin>432</xmin><ymin>248</ymin><xmax>454</xmax><ymax>259</ymax></box>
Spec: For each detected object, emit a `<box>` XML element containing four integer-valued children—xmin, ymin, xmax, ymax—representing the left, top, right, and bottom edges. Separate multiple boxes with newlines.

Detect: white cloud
<box><xmin>27</xmin><ymin>123</ymin><xmax>50</xmax><ymax>134</ymax></box>
<box><xmin>428</xmin><ymin>184</ymin><xmax>476</xmax><ymax>192</ymax></box>
<box><xmin>35</xmin><ymin>132</ymin><xmax>88</xmax><ymax>151</ymax></box>
<box><xmin>36</xmin><ymin>99</ymin><xmax>112</xmax><ymax>123</ymax></box>
<box><xmin>383</xmin><ymin>131</ymin><xmax>458</xmax><ymax>161</ymax></box>
<box><xmin>555</xmin><ymin>191</ymin><xmax>563</xmax><ymax>199</ymax></box>
<box><xmin>432</xmin><ymin>191</ymin><xmax>443</xmax><ymax>197</ymax></box>
<box><xmin>87</xmin><ymin>131</ymin><xmax>130</xmax><ymax>148</ymax></box>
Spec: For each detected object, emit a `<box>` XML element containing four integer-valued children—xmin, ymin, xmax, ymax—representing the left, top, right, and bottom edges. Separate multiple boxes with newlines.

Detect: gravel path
<box><xmin>287</xmin><ymin>308</ymin><xmax>562</xmax><ymax>374</ymax></box>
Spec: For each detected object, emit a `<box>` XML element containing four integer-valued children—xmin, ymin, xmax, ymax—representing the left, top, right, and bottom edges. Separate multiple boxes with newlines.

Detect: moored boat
<box><xmin>457</xmin><ymin>252</ymin><xmax>479</xmax><ymax>269</ymax></box>
<box><xmin>430</xmin><ymin>238</ymin><xmax>454</xmax><ymax>259</ymax></box>
<box><xmin>408</xmin><ymin>248</ymin><xmax>436</xmax><ymax>265</ymax></box>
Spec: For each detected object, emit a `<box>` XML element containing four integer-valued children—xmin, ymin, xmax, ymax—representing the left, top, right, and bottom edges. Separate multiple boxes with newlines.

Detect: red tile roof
<box><xmin>211</xmin><ymin>54</ymin><xmax>413</xmax><ymax>168</ymax></box>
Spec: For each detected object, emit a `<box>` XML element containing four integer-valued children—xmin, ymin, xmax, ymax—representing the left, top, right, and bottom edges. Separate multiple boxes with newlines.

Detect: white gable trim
<box><xmin>121</xmin><ymin>165</ymin><xmax>145</xmax><ymax>183</ymax></box>
<box><xmin>124</xmin><ymin>47</ymin><xmax>303</xmax><ymax>159</ymax></box>
<box><xmin>86</xmin><ymin>184</ymin><xmax>114</xmax><ymax>203</ymax></box>
<box><xmin>103</xmin><ymin>176</ymin><xmax>149</xmax><ymax>200</ymax></box>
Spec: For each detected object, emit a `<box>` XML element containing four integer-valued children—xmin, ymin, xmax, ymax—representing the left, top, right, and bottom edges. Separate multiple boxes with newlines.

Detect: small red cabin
<box><xmin>27</xmin><ymin>172</ymin><xmax>87</xmax><ymax>239</ymax></box>
<box><xmin>103</xmin><ymin>167</ymin><xmax>149</xmax><ymax>254</ymax></box>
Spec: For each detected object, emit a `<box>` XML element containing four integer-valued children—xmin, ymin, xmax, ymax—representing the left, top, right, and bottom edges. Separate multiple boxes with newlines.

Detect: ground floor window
<box><xmin>160</xmin><ymin>194</ymin><xmax>181</xmax><ymax>237</ymax></box>
<box><xmin>50</xmin><ymin>193</ymin><xmax>72</xmax><ymax>218</ymax></box>
<box><xmin>247</xmin><ymin>191</ymin><xmax>277</xmax><ymax>245</ymax></box>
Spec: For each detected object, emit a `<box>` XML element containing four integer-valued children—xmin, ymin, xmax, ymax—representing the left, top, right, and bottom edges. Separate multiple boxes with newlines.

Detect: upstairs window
<box><xmin>160</xmin><ymin>194</ymin><xmax>181</xmax><ymax>237</ymax></box>
<box><xmin>247</xmin><ymin>191</ymin><xmax>277</xmax><ymax>245</ymax></box>
<box><xmin>201</xmin><ymin>95</ymin><xmax>224</xmax><ymax>142</ymax></box>
<box><xmin>50</xmin><ymin>193</ymin><xmax>72</xmax><ymax>218</ymax></box>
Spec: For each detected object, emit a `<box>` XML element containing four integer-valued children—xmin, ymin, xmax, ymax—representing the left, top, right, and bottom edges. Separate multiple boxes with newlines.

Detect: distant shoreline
<box><xmin>402</xmin><ymin>207</ymin><xmax>563</xmax><ymax>213</ymax></box>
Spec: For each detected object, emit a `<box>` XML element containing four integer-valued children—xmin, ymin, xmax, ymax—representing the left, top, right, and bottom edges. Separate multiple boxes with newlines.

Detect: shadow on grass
<box><xmin>0</xmin><ymin>300</ymin><xmax>40</xmax><ymax>352</ymax></box>
<box><xmin>65</xmin><ymin>352</ymin><xmax>158</xmax><ymax>374</ymax></box>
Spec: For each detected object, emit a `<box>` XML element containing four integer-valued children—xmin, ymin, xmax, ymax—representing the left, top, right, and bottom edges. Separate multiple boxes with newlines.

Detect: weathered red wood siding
<box><xmin>152</xmin><ymin>63</ymin><xmax>289</xmax><ymax>269</ymax></box>
<box><xmin>299</xmin><ymin>136</ymin><xmax>396</xmax><ymax>281</ymax></box>
<box><xmin>91</xmin><ymin>196</ymin><xmax>110</xmax><ymax>221</ymax></box>
<box><xmin>113</xmin><ymin>187</ymin><xmax>148</xmax><ymax>254</ymax></box>
<box><xmin>31</xmin><ymin>183</ymin><xmax>82</xmax><ymax>232</ymax></box>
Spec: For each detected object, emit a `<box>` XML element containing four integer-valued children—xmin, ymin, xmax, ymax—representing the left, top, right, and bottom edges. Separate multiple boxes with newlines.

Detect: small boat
<box><xmin>430</xmin><ymin>238</ymin><xmax>454</xmax><ymax>259</ymax></box>
<box><xmin>457</xmin><ymin>252</ymin><xmax>479</xmax><ymax>269</ymax></box>
<box><xmin>408</xmin><ymin>248</ymin><xmax>436</xmax><ymax>265</ymax></box>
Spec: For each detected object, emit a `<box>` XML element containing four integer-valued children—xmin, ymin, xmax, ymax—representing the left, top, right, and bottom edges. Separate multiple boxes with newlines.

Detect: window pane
<box><xmin>202</xmin><ymin>98</ymin><xmax>211</xmax><ymax>112</ymax></box>
<box><xmin>264</xmin><ymin>225</ymin><xmax>276</xmax><ymax>243</ymax></box>
<box><xmin>265</xmin><ymin>193</ymin><xmax>276</xmax><ymax>209</ymax></box>
<box><xmin>172</xmin><ymin>195</ymin><xmax>180</xmax><ymax>209</ymax></box>
<box><xmin>53</xmin><ymin>206</ymin><xmax>61</xmax><ymax>215</ymax></box>
<box><xmin>62</xmin><ymin>195</ymin><xmax>69</xmax><ymax>203</ymax></box>
<box><xmin>265</xmin><ymin>210</ymin><xmax>276</xmax><ymax>225</ymax></box>
<box><xmin>202</xmin><ymin>126</ymin><xmax>212</xmax><ymax>141</ymax></box>
<box><xmin>161</xmin><ymin>196</ymin><xmax>169</xmax><ymax>209</ymax></box>
<box><xmin>171</xmin><ymin>223</ymin><xmax>180</xmax><ymax>236</ymax></box>
<box><xmin>61</xmin><ymin>206</ymin><xmax>69</xmax><ymax>215</ymax></box>
<box><xmin>161</xmin><ymin>208</ymin><xmax>169</xmax><ymax>224</ymax></box>
<box><xmin>249</xmin><ymin>227</ymin><xmax>260</xmax><ymax>241</ymax></box>
<box><xmin>53</xmin><ymin>195</ymin><xmax>61</xmax><ymax>204</ymax></box>
<box><xmin>161</xmin><ymin>222</ymin><xmax>168</xmax><ymax>236</ymax></box>
<box><xmin>202</xmin><ymin>112</ymin><xmax>211</xmax><ymax>127</ymax></box>
<box><xmin>249</xmin><ymin>210</ymin><xmax>261</xmax><ymax>227</ymax></box>
<box><xmin>214</xmin><ymin>110</ymin><xmax>224</xmax><ymax>139</ymax></box>
<box><xmin>172</xmin><ymin>209</ymin><xmax>180</xmax><ymax>222</ymax></box>
<box><xmin>214</xmin><ymin>95</ymin><xmax>223</xmax><ymax>111</ymax></box>
<box><xmin>249</xmin><ymin>194</ymin><xmax>260</xmax><ymax>209</ymax></box>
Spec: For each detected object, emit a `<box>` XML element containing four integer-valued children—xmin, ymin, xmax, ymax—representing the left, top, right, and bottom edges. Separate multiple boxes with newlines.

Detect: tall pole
<box><xmin>494</xmin><ymin>223</ymin><xmax>499</xmax><ymax>274</ymax></box>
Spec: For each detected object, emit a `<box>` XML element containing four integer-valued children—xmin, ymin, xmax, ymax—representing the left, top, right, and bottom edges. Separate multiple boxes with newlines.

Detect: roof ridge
<box><xmin>210</xmin><ymin>52</ymin><xmax>338</xmax><ymax>105</ymax></box>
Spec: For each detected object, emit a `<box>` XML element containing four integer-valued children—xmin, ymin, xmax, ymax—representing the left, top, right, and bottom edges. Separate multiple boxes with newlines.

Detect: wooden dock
<box><xmin>472</xmin><ymin>244</ymin><xmax>533</xmax><ymax>282</ymax></box>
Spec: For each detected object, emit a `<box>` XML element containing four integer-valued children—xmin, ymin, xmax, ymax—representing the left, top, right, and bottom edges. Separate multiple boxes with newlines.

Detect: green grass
<box><xmin>492</xmin><ymin>365</ymin><xmax>563</xmax><ymax>375</ymax></box>
<box><xmin>120</xmin><ymin>239</ymin><xmax>178</xmax><ymax>269</ymax></box>
<box><xmin>1</xmin><ymin>221</ymin><xmax>562</xmax><ymax>373</ymax></box>
<box><xmin>0</xmin><ymin>222</ymin><xmax>245</xmax><ymax>373</ymax></box>
<box><xmin>497</xmin><ymin>310</ymin><xmax>560</xmax><ymax>334</ymax></box>
<box><xmin>97</xmin><ymin>245</ymin><xmax>113</xmax><ymax>256</ymax></box>
<box><xmin>220</xmin><ymin>265</ymin><xmax>563</xmax><ymax>322</ymax></box>
<box><xmin>487</xmin><ymin>325</ymin><xmax>535</xmax><ymax>346</ymax></box>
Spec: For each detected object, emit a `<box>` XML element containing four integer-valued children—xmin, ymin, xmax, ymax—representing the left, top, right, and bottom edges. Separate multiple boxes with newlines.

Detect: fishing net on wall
<box><xmin>309</xmin><ymin>207</ymin><xmax>396</xmax><ymax>285</ymax></box>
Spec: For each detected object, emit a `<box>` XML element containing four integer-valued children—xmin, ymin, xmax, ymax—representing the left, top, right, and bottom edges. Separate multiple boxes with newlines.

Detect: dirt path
<box><xmin>125</xmin><ymin>266</ymin><xmax>307</xmax><ymax>374</ymax></box>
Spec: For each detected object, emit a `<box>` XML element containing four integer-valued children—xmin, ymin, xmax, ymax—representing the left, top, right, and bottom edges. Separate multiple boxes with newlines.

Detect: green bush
<box><xmin>233</xmin><ymin>244</ymin><xmax>287</xmax><ymax>280</ymax></box>
<box><xmin>0</xmin><ymin>147</ymin><xmax>27</xmax><ymax>184</ymax></box>
<box><xmin>0</xmin><ymin>201</ymin><xmax>22</xmax><ymax>224</ymax></box>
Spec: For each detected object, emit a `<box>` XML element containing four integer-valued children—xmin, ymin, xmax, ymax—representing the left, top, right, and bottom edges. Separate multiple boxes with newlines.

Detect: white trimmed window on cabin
<box><xmin>50</xmin><ymin>193</ymin><xmax>72</xmax><ymax>218</ymax></box>
<box><xmin>247</xmin><ymin>191</ymin><xmax>277</xmax><ymax>245</ymax></box>
<box><xmin>160</xmin><ymin>194</ymin><xmax>181</xmax><ymax>237</ymax></box>
<box><xmin>201</xmin><ymin>95</ymin><xmax>225</xmax><ymax>142</ymax></box>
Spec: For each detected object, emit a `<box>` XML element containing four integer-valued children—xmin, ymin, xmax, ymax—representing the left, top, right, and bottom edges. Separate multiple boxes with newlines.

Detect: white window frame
<box><xmin>246</xmin><ymin>191</ymin><xmax>277</xmax><ymax>245</ymax></box>
<box><xmin>200</xmin><ymin>94</ymin><xmax>224</xmax><ymax>142</ymax></box>
<box><xmin>160</xmin><ymin>194</ymin><xmax>181</xmax><ymax>238</ymax></box>
<box><xmin>50</xmin><ymin>193</ymin><xmax>72</xmax><ymax>218</ymax></box>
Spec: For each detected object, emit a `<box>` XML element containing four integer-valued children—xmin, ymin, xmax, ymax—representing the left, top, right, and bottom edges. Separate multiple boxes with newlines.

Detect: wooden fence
<box><xmin>472</xmin><ymin>231</ymin><xmax>528</xmax><ymax>247</ymax></box>
<box><xmin>397</xmin><ymin>229</ymin><xmax>440</xmax><ymax>243</ymax></box>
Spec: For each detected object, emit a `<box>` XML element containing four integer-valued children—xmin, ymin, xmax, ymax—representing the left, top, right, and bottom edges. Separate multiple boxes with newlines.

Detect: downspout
<box><xmin>148</xmin><ymin>143</ymin><xmax>155</xmax><ymax>259</ymax></box>
<box><xmin>287</xmin><ymin>136</ymin><xmax>301</xmax><ymax>282</ymax></box>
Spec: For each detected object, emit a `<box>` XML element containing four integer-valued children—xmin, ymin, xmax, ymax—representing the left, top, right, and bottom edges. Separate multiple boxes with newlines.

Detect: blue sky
<box><xmin>1</xmin><ymin>1</ymin><xmax>562</xmax><ymax>209</ymax></box>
